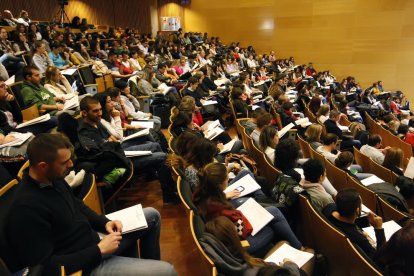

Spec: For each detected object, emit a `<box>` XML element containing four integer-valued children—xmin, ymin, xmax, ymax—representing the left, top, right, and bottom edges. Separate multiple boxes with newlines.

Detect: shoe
<box><xmin>163</xmin><ymin>194</ymin><xmax>180</xmax><ymax>205</ymax></box>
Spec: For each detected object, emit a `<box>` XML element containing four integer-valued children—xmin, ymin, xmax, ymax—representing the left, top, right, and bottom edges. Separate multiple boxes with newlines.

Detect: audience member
<box><xmin>5</xmin><ymin>133</ymin><xmax>177</xmax><ymax>275</ymax></box>
<box><xmin>324</xmin><ymin>188</ymin><xmax>385</xmax><ymax>259</ymax></box>
<box><xmin>360</xmin><ymin>134</ymin><xmax>390</xmax><ymax>165</ymax></box>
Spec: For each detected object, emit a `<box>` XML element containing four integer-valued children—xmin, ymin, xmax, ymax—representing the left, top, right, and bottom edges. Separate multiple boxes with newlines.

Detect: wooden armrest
<box><xmin>70</xmin><ymin>271</ymin><xmax>82</xmax><ymax>276</ymax></box>
<box><xmin>288</xmin><ymin>129</ymin><xmax>298</xmax><ymax>132</ymax></box>
<box><xmin>136</xmin><ymin>95</ymin><xmax>150</xmax><ymax>99</ymax></box>
<box><xmin>240</xmin><ymin>240</ymin><xmax>250</xmax><ymax>248</ymax></box>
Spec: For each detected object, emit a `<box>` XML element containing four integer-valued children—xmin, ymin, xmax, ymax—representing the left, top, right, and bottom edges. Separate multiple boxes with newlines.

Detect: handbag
<box><xmin>226</xmin><ymin>153</ymin><xmax>258</xmax><ymax>176</ymax></box>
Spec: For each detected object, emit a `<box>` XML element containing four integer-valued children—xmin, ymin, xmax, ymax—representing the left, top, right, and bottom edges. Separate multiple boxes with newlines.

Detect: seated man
<box><xmin>324</xmin><ymin>110</ymin><xmax>361</xmax><ymax>150</ymax></box>
<box><xmin>5</xmin><ymin>133</ymin><xmax>177</xmax><ymax>275</ymax></box>
<box><xmin>300</xmin><ymin>159</ymin><xmax>334</xmax><ymax>212</ymax></box>
<box><xmin>323</xmin><ymin>188</ymin><xmax>385</xmax><ymax>259</ymax></box>
<box><xmin>360</xmin><ymin>134</ymin><xmax>390</xmax><ymax>165</ymax></box>
<box><xmin>78</xmin><ymin>96</ymin><xmax>178</xmax><ymax>204</ymax></box>
<box><xmin>21</xmin><ymin>65</ymin><xmax>74</xmax><ymax>116</ymax></box>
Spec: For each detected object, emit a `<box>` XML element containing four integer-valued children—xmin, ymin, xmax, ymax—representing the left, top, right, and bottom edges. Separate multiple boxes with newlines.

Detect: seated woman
<box><xmin>250</xmin><ymin>112</ymin><xmax>273</xmax><ymax>146</ymax></box>
<box><xmin>201</xmin><ymin>216</ymin><xmax>314</xmax><ymax>275</ymax></box>
<box><xmin>194</xmin><ymin>162</ymin><xmax>303</xmax><ymax>257</ymax></box>
<box><xmin>32</xmin><ymin>41</ymin><xmax>54</xmax><ymax>73</ymax></box>
<box><xmin>113</xmin><ymin>80</ymin><xmax>161</xmax><ymax>129</ymax></box>
<box><xmin>44</xmin><ymin>66</ymin><xmax>77</xmax><ymax>99</ymax></box>
<box><xmin>230</xmin><ymin>86</ymin><xmax>250</xmax><ymax>118</ymax></box>
<box><xmin>259</xmin><ymin>125</ymin><xmax>279</xmax><ymax>164</ymax></box>
<box><xmin>137</xmin><ymin>67</ymin><xmax>178</xmax><ymax>107</ymax></box>
<box><xmin>304</xmin><ymin>123</ymin><xmax>323</xmax><ymax>150</ymax></box>
<box><xmin>316</xmin><ymin>104</ymin><xmax>330</xmax><ymax>124</ymax></box>
<box><xmin>276</xmin><ymin>139</ymin><xmax>337</xmax><ymax>197</ymax></box>
<box><xmin>383</xmin><ymin>147</ymin><xmax>405</xmax><ymax>176</ymax></box>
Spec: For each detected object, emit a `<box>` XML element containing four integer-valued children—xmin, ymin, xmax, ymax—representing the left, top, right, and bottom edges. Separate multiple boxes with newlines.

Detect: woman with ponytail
<box><xmin>194</xmin><ymin>163</ymin><xmax>304</xmax><ymax>257</ymax></box>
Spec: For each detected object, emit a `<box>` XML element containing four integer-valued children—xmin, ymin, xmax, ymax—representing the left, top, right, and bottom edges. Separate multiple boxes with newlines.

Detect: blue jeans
<box><xmin>90</xmin><ymin>208</ymin><xmax>177</xmax><ymax>276</ymax></box>
<box><xmin>247</xmin><ymin>206</ymin><xmax>302</xmax><ymax>256</ymax></box>
<box><xmin>121</xmin><ymin>141</ymin><xmax>166</xmax><ymax>169</ymax></box>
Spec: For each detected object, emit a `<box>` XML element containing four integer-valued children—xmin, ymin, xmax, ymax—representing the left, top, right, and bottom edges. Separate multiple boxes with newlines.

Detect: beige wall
<box><xmin>182</xmin><ymin>0</ymin><xmax>414</xmax><ymax>103</ymax></box>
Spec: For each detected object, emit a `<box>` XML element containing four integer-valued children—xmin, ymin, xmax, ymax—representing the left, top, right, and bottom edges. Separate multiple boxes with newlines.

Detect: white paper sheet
<box><xmin>265</xmin><ymin>243</ymin><xmax>314</xmax><ymax>268</ymax></box>
<box><xmin>224</xmin><ymin>174</ymin><xmax>261</xmax><ymax>198</ymax></box>
<box><xmin>237</xmin><ymin>198</ymin><xmax>273</xmax><ymax>236</ymax></box>
<box><xmin>363</xmin><ymin>220</ymin><xmax>401</xmax><ymax>242</ymax></box>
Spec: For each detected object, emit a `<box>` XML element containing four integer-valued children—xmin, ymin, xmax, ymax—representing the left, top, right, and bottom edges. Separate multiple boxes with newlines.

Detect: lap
<box><xmin>90</xmin><ymin>256</ymin><xmax>177</xmax><ymax>276</ymax></box>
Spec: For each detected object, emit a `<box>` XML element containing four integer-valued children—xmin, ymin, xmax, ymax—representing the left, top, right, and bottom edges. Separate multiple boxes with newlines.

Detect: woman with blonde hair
<box><xmin>316</xmin><ymin>104</ymin><xmax>330</xmax><ymax>124</ymax></box>
<box><xmin>383</xmin><ymin>147</ymin><xmax>404</xmax><ymax>176</ymax></box>
<box><xmin>44</xmin><ymin>66</ymin><xmax>76</xmax><ymax>99</ymax></box>
<box><xmin>304</xmin><ymin>124</ymin><xmax>323</xmax><ymax>149</ymax></box>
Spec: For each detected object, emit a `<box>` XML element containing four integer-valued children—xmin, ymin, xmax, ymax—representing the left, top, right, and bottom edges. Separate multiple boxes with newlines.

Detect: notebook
<box><xmin>0</xmin><ymin>132</ymin><xmax>33</xmax><ymax>149</ymax></box>
<box><xmin>278</xmin><ymin>123</ymin><xmax>295</xmax><ymax>138</ymax></box>
<box><xmin>360</xmin><ymin>175</ymin><xmax>385</xmax><ymax>186</ymax></box>
<box><xmin>224</xmin><ymin>174</ymin><xmax>261</xmax><ymax>198</ymax></box>
<box><xmin>130</xmin><ymin>121</ymin><xmax>154</xmax><ymax>129</ymax></box>
<box><xmin>124</xmin><ymin>151</ymin><xmax>152</xmax><ymax>157</ymax></box>
<box><xmin>237</xmin><ymin>198</ymin><xmax>273</xmax><ymax>236</ymax></box>
<box><xmin>404</xmin><ymin>157</ymin><xmax>414</xmax><ymax>179</ymax></box>
<box><xmin>105</xmin><ymin>204</ymin><xmax>148</xmax><ymax>234</ymax></box>
<box><xmin>219</xmin><ymin>138</ymin><xmax>238</xmax><ymax>154</ymax></box>
<box><xmin>265</xmin><ymin>243</ymin><xmax>313</xmax><ymax>268</ymax></box>
<box><xmin>122</xmin><ymin>128</ymin><xmax>150</xmax><ymax>143</ymax></box>
<box><xmin>16</xmin><ymin>114</ymin><xmax>51</xmax><ymax>129</ymax></box>
<box><xmin>363</xmin><ymin>220</ymin><xmax>401</xmax><ymax>242</ymax></box>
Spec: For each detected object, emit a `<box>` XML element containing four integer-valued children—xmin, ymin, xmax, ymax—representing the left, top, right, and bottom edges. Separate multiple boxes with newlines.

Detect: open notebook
<box><xmin>16</xmin><ymin>114</ymin><xmax>51</xmax><ymax>129</ymax></box>
<box><xmin>122</xmin><ymin>129</ymin><xmax>150</xmax><ymax>143</ymax></box>
<box><xmin>224</xmin><ymin>174</ymin><xmax>261</xmax><ymax>198</ymax></box>
<box><xmin>265</xmin><ymin>243</ymin><xmax>313</xmax><ymax>268</ymax></box>
<box><xmin>237</xmin><ymin>198</ymin><xmax>273</xmax><ymax>236</ymax></box>
<box><xmin>363</xmin><ymin>220</ymin><xmax>401</xmax><ymax>243</ymax></box>
<box><xmin>104</xmin><ymin>204</ymin><xmax>148</xmax><ymax>234</ymax></box>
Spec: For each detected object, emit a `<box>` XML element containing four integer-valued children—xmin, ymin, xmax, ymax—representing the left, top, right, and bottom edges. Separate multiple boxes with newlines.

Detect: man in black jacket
<box><xmin>323</xmin><ymin>188</ymin><xmax>385</xmax><ymax>259</ymax></box>
<box><xmin>324</xmin><ymin>110</ymin><xmax>361</xmax><ymax>150</ymax></box>
<box><xmin>5</xmin><ymin>133</ymin><xmax>176</xmax><ymax>275</ymax></box>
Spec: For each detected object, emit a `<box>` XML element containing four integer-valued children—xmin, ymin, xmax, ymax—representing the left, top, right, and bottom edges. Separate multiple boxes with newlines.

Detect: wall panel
<box><xmin>0</xmin><ymin>0</ymin><xmax>151</xmax><ymax>32</ymax></box>
<box><xmin>182</xmin><ymin>0</ymin><xmax>414</xmax><ymax>104</ymax></box>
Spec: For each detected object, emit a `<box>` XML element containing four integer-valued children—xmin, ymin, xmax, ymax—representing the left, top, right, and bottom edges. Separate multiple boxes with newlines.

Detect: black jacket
<box><xmin>6</xmin><ymin>174</ymin><xmax>109</xmax><ymax>275</ymax></box>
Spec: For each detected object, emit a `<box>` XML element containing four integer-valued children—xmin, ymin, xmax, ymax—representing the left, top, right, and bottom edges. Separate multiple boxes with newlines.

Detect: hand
<box><xmin>105</xmin><ymin>220</ymin><xmax>123</xmax><ymax>234</ymax></box>
<box><xmin>4</xmin><ymin>92</ymin><xmax>14</xmax><ymax>102</ymax></box>
<box><xmin>232</xmin><ymin>162</ymin><xmax>242</xmax><ymax>173</ymax></box>
<box><xmin>111</xmin><ymin>109</ymin><xmax>120</xmax><ymax>117</ymax></box>
<box><xmin>4</xmin><ymin>135</ymin><xmax>16</xmax><ymax>143</ymax></box>
<box><xmin>56</xmin><ymin>103</ymin><xmax>64</xmax><ymax>110</ymax></box>
<box><xmin>367</xmin><ymin>212</ymin><xmax>383</xmax><ymax>229</ymax></box>
<box><xmin>145</xmin><ymin>113</ymin><xmax>152</xmax><ymax>118</ymax></box>
<box><xmin>217</xmin><ymin>143</ymin><xmax>224</xmax><ymax>151</ymax></box>
<box><xmin>225</xmin><ymin>190</ymin><xmax>241</xmax><ymax>199</ymax></box>
<box><xmin>97</xmin><ymin>232</ymin><xmax>122</xmax><ymax>255</ymax></box>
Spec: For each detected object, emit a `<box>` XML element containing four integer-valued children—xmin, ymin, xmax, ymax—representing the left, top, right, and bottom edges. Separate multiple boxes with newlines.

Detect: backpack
<box><xmin>270</xmin><ymin>174</ymin><xmax>304</xmax><ymax>208</ymax></box>
<box><xmin>368</xmin><ymin>182</ymin><xmax>410</xmax><ymax>213</ymax></box>
<box><xmin>395</xmin><ymin>175</ymin><xmax>414</xmax><ymax>200</ymax></box>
